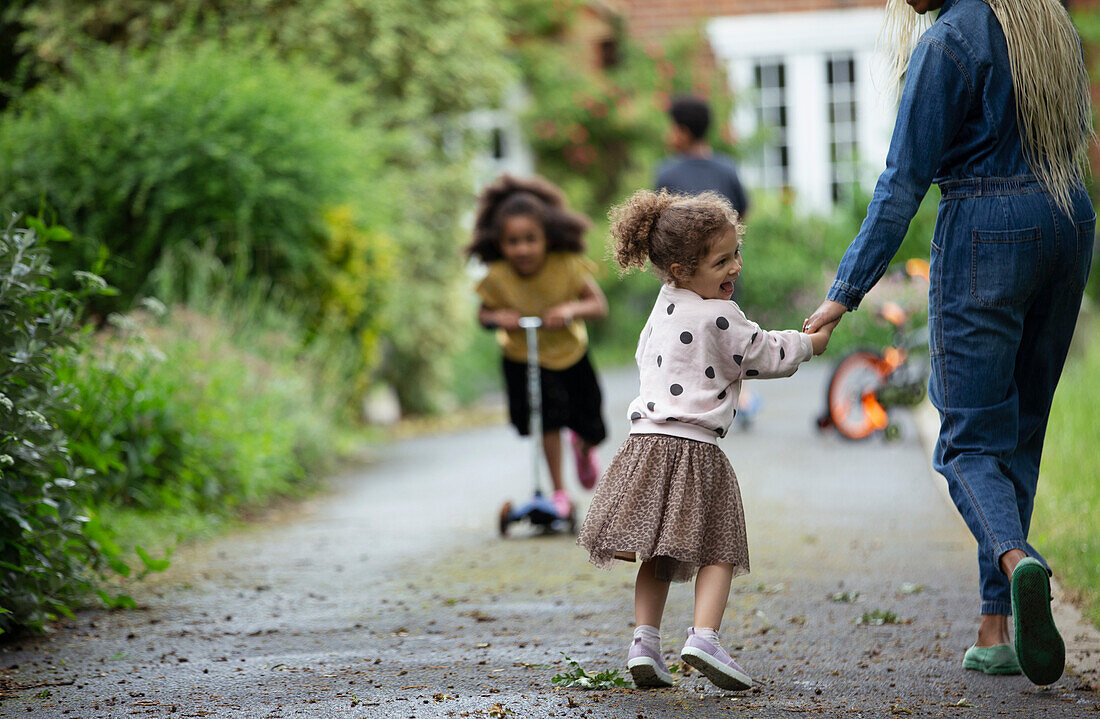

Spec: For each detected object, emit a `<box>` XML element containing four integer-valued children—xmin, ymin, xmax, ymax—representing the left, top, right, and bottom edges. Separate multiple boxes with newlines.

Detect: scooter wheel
<box><xmin>499</xmin><ymin>501</ymin><xmax>513</xmax><ymax>537</ymax></box>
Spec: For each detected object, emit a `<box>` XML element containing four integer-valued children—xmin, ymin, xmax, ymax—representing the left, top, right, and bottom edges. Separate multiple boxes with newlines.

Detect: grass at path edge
<box><xmin>1033</xmin><ymin>311</ymin><xmax>1100</xmax><ymax>630</ymax></box>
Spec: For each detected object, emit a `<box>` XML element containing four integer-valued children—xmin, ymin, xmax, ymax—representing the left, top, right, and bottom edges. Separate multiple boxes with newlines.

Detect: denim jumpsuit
<box><xmin>827</xmin><ymin>0</ymin><xmax>1096</xmax><ymax>616</ymax></box>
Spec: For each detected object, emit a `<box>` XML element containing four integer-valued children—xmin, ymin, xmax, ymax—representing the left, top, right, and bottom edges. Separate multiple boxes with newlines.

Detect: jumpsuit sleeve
<box><xmin>827</xmin><ymin>35</ymin><xmax>974</xmax><ymax>310</ymax></box>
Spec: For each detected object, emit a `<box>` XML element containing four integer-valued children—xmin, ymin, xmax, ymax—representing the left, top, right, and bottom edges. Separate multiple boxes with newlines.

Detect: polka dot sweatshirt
<box><xmin>628</xmin><ymin>284</ymin><xmax>814</xmax><ymax>445</ymax></box>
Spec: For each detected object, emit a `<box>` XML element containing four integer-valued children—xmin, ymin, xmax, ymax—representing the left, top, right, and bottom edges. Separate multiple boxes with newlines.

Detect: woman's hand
<box><xmin>803</xmin><ymin>299</ymin><xmax>848</xmax><ymax>334</ymax></box>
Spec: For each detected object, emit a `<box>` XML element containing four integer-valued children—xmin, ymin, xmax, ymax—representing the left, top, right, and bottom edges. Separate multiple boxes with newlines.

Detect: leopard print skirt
<box><xmin>577</xmin><ymin>433</ymin><xmax>749</xmax><ymax>583</ymax></box>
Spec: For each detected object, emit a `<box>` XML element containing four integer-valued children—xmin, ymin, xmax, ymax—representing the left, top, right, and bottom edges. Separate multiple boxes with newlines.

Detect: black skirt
<box><xmin>502</xmin><ymin>353</ymin><xmax>607</xmax><ymax>445</ymax></box>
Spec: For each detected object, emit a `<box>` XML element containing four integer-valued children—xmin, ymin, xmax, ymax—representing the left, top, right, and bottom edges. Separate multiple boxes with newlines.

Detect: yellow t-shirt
<box><xmin>475</xmin><ymin>252</ymin><xmax>599</xmax><ymax>370</ymax></box>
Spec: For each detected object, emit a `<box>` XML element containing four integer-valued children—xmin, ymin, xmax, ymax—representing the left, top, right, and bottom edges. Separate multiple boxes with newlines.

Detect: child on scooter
<box><xmin>468</xmin><ymin>174</ymin><xmax>609</xmax><ymax>520</ymax></box>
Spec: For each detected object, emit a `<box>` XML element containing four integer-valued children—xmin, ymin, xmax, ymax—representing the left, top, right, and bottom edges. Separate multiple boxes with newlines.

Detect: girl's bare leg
<box><xmin>694</xmin><ymin>563</ymin><xmax>735</xmax><ymax>630</ymax></box>
<box><xmin>636</xmin><ymin>559</ymin><xmax>671</xmax><ymax>628</ymax></box>
<box><xmin>543</xmin><ymin>430</ymin><xmax>564</xmax><ymax>492</ymax></box>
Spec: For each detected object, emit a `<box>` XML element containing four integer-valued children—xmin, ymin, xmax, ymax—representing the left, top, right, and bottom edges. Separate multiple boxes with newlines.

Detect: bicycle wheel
<box><xmin>827</xmin><ymin>350</ymin><xmax>891</xmax><ymax>440</ymax></box>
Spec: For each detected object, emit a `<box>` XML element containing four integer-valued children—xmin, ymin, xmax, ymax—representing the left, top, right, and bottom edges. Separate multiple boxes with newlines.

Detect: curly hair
<box><xmin>609</xmin><ymin>189</ymin><xmax>742</xmax><ymax>284</ymax></box>
<box><xmin>466</xmin><ymin>174</ymin><xmax>590</xmax><ymax>262</ymax></box>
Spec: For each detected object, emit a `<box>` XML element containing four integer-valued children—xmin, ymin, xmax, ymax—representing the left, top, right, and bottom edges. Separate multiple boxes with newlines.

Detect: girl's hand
<box><xmin>809</xmin><ymin>320</ymin><xmax>840</xmax><ymax>356</ymax></box>
<box><xmin>803</xmin><ymin>299</ymin><xmax>848</xmax><ymax>334</ymax></box>
<box><xmin>493</xmin><ymin>309</ymin><xmax>522</xmax><ymax>331</ymax></box>
<box><xmin>542</xmin><ymin>303</ymin><xmax>574</xmax><ymax>330</ymax></box>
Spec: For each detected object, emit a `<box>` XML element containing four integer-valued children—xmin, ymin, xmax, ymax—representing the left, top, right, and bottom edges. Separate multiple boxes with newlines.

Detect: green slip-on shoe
<box><xmin>1011</xmin><ymin>557</ymin><xmax>1065</xmax><ymax>685</ymax></box>
<box><xmin>962</xmin><ymin>643</ymin><xmax>1021</xmax><ymax>675</ymax></box>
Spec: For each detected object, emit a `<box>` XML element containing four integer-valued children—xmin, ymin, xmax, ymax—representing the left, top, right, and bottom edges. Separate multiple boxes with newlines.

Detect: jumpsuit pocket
<box><xmin>1071</xmin><ymin>215</ymin><xmax>1096</xmax><ymax>294</ymax></box>
<box><xmin>970</xmin><ymin>227</ymin><xmax>1041</xmax><ymax>307</ymax></box>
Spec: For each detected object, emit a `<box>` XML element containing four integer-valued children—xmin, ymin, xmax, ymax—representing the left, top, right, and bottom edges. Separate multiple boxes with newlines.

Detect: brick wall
<box><xmin>616</xmin><ymin>0</ymin><xmax>1098</xmax><ymax>41</ymax></box>
<box><xmin>613</xmin><ymin>0</ymin><xmax>883</xmax><ymax>41</ymax></box>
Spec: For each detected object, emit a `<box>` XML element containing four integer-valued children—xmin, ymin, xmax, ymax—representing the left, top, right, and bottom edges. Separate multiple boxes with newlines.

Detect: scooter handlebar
<box><xmin>518</xmin><ymin>316</ymin><xmax>543</xmax><ymax>329</ymax></box>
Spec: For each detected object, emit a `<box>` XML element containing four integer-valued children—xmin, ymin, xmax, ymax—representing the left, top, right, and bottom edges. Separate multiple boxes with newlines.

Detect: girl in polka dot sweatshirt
<box><xmin>578</xmin><ymin>189</ymin><xmax>836</xmax><ymax>692</ymax></box>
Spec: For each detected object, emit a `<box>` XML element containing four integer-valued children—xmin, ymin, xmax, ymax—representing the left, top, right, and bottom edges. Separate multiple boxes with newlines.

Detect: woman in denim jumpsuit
<box><xmin>805</xmin><ymin>0</ymin><xmax>1094</xmax><ymax>686</ymax></box>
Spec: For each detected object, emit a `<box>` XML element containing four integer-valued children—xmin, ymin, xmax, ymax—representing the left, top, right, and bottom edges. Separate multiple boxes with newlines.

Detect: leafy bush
<box><xmin>374</xmin><ymin>163</ymin><xmax>483</xmax><ymax>414</ymax></box>
<box><xmin>0</xmin><ymin>216</ymin><xmax>97</xmax><ymax>635</ymax></box>
<box><xmin>7</xmin><ymin>0</ymin><xmax>512</xmax><ymax>121</ymax></box>
<box><xmin>0</xmin><ymin>43</ymin><xmax>368</xmax><ymax>316</ymax></box>
<box><xmin>1</xmin><ymin>3</ymin><xmax>514</xmax><ymax>412</ymax></box>
<box><xmin>62</xmin><ymin>255</ymin><xmax>359</xmax><ymax>517</ymax></box>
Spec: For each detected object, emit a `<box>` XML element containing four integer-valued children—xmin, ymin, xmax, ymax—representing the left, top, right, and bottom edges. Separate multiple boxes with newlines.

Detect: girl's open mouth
<box><xmin>721</xmin><ymin>281</ymin><xmax>734</xmax><ymax>294</ymax></box>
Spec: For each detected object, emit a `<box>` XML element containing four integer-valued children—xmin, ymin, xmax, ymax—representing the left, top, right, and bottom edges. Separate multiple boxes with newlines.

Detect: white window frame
<box><xmin>708</xmin><ymin>9</ymin><xmax>894</xmax><ymax>211</ymax></box>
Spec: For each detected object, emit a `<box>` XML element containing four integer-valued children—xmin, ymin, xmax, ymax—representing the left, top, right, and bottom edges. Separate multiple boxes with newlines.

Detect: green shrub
<box><xmin>4</xmin><ymin>1</ymin><xmax>518</xmax><ymax>413</ymax></box>
<box><xmin>8</xmin><ymin>0</ymin><xmax>512</xmax><ymax>121</ymax></box>
<box><xmin>0</xmin><ymin>43</ymin><xmax>368</xmax><ymax>315</ymax></box>
<box><xmin>0</xmin><ymin>216</ymin><xmax>97</xmax><ymax>635</ymax></box>
<box><xmin>62</xmin><ymin>259</ymin><xmax>358</xmax><ymax>517</ymax></box>
<box><xmin>373</xmin><ymin>161</ymin><xmax>485</xmax><ymax>414</ymax></box>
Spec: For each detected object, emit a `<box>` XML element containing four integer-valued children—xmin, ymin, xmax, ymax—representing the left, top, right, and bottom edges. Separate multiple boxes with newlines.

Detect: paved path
<box><xmin>2</xmin><ymin>365</ymin><xmax>1097</xmax><ymax>718</ymax></box>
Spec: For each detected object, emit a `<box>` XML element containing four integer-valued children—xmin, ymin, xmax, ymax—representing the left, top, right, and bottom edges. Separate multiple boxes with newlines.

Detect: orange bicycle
<box><xmin>817</xmin><ymin>259</ymin><xmax>930</xmax><ymax>441</ymax></box>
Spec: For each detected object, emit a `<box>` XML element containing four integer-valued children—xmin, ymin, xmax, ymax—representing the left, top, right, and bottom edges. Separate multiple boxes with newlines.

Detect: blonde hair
<box><xmin>881</xmin><ymin>0</ymin><xmax>1094</xmax><ymax>214</ymax></box>
<box><xmin>609</xmin><ymin>190</ymin><xmax>742</xmax><ymax>284</ymax></box>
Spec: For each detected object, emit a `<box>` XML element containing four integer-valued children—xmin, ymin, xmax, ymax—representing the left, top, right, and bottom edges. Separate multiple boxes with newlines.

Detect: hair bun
<box><xmin>609</xmin><ymin>189</ymin><xmax>676</xmax><ymax>271</ymax></box>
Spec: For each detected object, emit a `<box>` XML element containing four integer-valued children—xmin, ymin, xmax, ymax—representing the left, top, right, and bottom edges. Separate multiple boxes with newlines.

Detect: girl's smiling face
<box><xmin>673</xmin><ymin>224</ymin><xmax>743</xmax><ymax>300</ymax></box>
<box><xmin>500</xmin><ymin>214</ymin><xmax>548</xmax><ymax>277</ymax></box>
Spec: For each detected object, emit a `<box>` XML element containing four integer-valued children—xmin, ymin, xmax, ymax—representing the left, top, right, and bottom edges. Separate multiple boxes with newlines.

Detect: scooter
<box><xmin>498</xmin><ymin>316</ymin><xmax>577</xmax><ymax>536</ymax></box>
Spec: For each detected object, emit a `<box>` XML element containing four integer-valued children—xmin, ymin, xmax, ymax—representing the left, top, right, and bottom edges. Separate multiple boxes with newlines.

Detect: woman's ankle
<box><xmin>999</xmin><ymin>548</ymin><xmax>1027</xmax><ymax>577</ymax></box>
<box><xmin>976</xmin><ymin>614</ymin><xmax>1010</xmax><ymax>647</ymax></box>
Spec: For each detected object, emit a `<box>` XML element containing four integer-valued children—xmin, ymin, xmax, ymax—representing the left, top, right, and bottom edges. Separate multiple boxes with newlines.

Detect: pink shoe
<box><xmin>551</xmin><ymin>490</ymin><xmax>572</xmax><ymax>519</ymax></box>
<box><xmin>680</xmin><ymin>628</ymin><xmax>752</xmax><ymax>691</ymax></box>
<box><xmin>571</xmin><ymin>432</ymin><xmax>601</xmax><ymax>490</ymax></box>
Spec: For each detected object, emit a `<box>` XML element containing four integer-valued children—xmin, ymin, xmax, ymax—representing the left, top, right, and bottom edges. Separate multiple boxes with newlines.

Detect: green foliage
<box><xmin>828</xmin><ymin>590</ymin><xmax>860</xmax><ymax>603</ymax></box>
<box><xmin>320</xmin><ymin>205</ymin><xmax>396</xmax><ymax>384</ymax></box>
<box><xmin>551</xmin><ymin>653</ymin><xmax>630</xmax><ymax>689</ymax></box>
<box><xmin>507</xmin><ymin>7</ymin><xmax>736</xmax><ymax>218</ymax></box>
<box><xmin>9</xmin><ymin>0</ymin><xmax>513</xmax><ymax>121</ymax></box>
<box><xmin>0</xmin><ymin>43</ymin><xmax>368</xmax><ymax>316</ymax></box>
<box><xmin>4</xmin><ymin>2</ymin><xmax>515</xmax><ymax>412</ymax></box>
<box><xmin>60</xmin><ymin>270</ymin><xmax>355</xmax><ymax>516</ymax></box>
<box><xmin>374</xmin><ymin>162</ymin><xmax>482</xmax><ymax>414</ymax></box>
<box><xmin>0</xmin><ymin>216</ymin><xmax>97</xmax><ymax>635</ymax></box>
<box><xmin>1033</xmin><ymin>317</ymin><xmax>1100</xmax><ymax>629</ymax></box>
<box><xmin>737</xmin><ymin>187</ymin><xmax>939</xmax><ymax>330</ymax></box>
<box><xmin>0</xmin><ymin>2</ymin><xmax>36</xmax><ymax>109</ymax></box>
<box><xmin>857</xmin><ymin>609</ymin><xmax>901</xmax><ymax>625</ymax></box>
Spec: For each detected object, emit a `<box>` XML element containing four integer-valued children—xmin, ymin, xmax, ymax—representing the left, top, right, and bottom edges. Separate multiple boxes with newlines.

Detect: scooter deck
<box><xmin>499</xmin><ymin>496</ymin><xmax>576</xmax><ymax>536</ymax></box>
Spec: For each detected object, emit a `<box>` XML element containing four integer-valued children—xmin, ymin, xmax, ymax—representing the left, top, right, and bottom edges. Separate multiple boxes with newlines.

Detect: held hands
<box><xmin>803</xmin><ymin>299</ymin><xmax>848</xmax><ymax>356</ymax></box>
<box><xmin>808</xmin><ymin>320</ymin><xmax>840</xmax><ymax>356</ymax></box>
<box><xmin>803</xmin><ymin>299</ymin><xmax>847</xmax><ymax>334</ymax></box>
